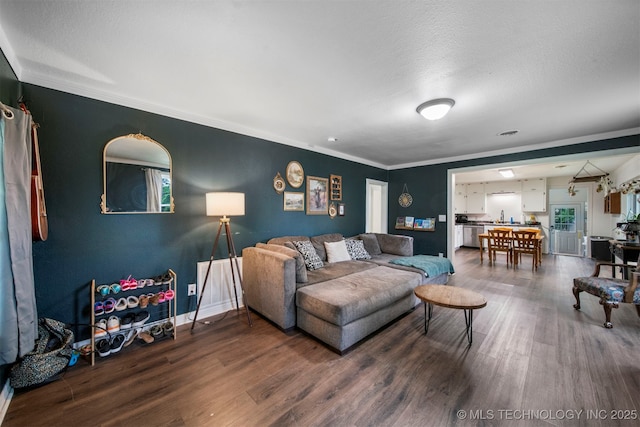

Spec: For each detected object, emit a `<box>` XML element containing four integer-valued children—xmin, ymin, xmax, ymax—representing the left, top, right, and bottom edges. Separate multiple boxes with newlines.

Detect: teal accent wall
<box><xmin>22</xmin><ymin>84</ymin><xmax>387</xmax><ymax>340</ymax></box>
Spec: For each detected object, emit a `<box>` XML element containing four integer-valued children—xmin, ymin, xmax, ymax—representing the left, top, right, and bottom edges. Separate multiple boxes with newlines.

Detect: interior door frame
<box><xmin>366</xmin><ymin>178</ymin><xmax>388</xmax><ymax>233</ymax></box>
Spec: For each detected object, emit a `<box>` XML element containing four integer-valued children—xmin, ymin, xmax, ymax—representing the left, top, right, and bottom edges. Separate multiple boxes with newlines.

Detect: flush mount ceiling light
<box><xmin>499</xmin><ymin>169</ymin><xmax>515</xmax><ymax>178</ymax></box>
<box><xmin>416</xmin><ymin>98</ymin><xmax>455</xmax><ymax>120</ymax></box>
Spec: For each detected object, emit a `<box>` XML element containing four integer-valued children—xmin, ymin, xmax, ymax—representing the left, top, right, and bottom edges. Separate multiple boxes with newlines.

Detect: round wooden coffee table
<box><xmin>414</xmin><ymin>285</ymin><xmax>487</xmax><ymax>345</ymax></box>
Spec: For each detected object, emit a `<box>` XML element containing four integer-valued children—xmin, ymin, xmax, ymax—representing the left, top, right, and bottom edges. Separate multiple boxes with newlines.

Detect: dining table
<box><xmin>478</xmin><ymin>232</ymin><xmax>544</xmax><ymax>266</ymax></box>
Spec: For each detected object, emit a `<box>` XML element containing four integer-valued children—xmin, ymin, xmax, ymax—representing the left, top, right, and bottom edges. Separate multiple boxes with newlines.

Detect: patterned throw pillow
<box><xmin>293</xmin><ymin>240</ymin><xmax>324</xmax><ymax>270</ymax></box>
<box><xmin>345</xmin><ymin>239</ymin><xmax>372</xmax><ymax>260</ymax></box>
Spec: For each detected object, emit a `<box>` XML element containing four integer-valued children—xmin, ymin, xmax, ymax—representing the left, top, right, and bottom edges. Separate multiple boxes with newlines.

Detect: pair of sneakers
<box><xmin>96</xmin><ymin>329</ymin><xmax>136</xmax><ymax>357</ymax></box>
<box><xmin>94</xmin><ymin>316</ymin><xmax>119</xmax><ymax>338</ymax></box>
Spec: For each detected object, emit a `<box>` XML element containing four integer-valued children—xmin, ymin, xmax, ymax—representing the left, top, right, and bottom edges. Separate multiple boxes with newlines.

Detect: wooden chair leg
<box><xmin>572</xmin><ymin>286</ymin><xmax>582</xmax><ymax>310</ymax></box>
<box><xmin>599</xmin><ymin>301</ymin><xmax>616</xmax><ymax>329</ymax></box>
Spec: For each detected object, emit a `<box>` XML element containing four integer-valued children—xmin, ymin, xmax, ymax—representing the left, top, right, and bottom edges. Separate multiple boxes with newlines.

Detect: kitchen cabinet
<box><xmin>521</xmin><ymin>178</ymin><xmax>546</xmax><ymax>212</ymax></box>
<box><xmin>484</xmin><ymin>181</ymin><xmax>521</xmax><ymax>194</ymax></box>
<box><xmin>454</xmin><ymin>184</ymin><xmax>466</xmax><ymax>213</ymax></box>
<box><xmin>465</xmin><ymin>183</ymin><xmax>485</xmax><ymax>213</ymax></box>
<box><xmin>604</xmin><ymin>192</ymin><xmax>621</xmax><ymax>214</ymax></box>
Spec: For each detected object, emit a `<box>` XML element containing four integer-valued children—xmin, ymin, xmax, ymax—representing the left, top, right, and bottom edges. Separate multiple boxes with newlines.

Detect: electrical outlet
<box><xmin>188</xmin><ymin>284</ymin><xmax>197</xmax><ymax>296</ymax></box>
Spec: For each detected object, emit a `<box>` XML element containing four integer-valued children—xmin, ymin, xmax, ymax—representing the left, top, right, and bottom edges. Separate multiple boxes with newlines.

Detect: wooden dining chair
<box><xmin>573</xmin><ymin>254</ymin><xmax>640</xmax><ymax>328</ymax></box>
<box><xmin>488</xmin><ymin>229</ymin><xmax>512</xmax><ymax>267</ymax></box>
<box><xmin>512</xmin><ymin>230</ymin><xmax>538</xmax><ymax>271</ymax></box>
<box><xmin>518</xmin><ymin>228</ymin><xmax>542</xmax><ymax>266</ymax></box>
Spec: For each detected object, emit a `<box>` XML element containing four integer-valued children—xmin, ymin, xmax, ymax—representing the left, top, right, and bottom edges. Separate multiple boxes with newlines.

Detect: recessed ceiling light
<box><xmin>499</xmin><ymin>169</ymin><xmax>515</xmax><ymax>178</ymax></box>
<box><xmin>416</xmin><ymin>98</ymin><xmax>455</xmax><ymax>120</ymax></box>
<box><xmin>327</xmin><ymin>137</ymin><xmax>338</xmax><ymax>143</ymax></box>
<box><xmin>498</xmin><ymin>130</ymin><xmax>519</xmax><ymax>136</ymax></box>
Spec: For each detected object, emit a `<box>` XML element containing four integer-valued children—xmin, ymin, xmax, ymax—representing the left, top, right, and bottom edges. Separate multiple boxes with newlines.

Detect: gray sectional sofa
<box><xmin>242</xmin><ymin>233</ymin><xmax>451</xmax><ymax>353</ymax></box>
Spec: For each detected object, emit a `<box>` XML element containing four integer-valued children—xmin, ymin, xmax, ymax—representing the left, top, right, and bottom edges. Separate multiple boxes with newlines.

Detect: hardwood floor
<box><xmin>5</xmin><ymin>249</ymin><xmax>640</xmax><ymax>426</ymax></box>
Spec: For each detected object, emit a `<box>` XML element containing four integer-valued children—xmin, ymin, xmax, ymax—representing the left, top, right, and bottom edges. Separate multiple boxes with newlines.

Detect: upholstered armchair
<box><xmin>572</xmin><ymin>254</ymin><xmax>640</xmax><ymax>328</ymax></box>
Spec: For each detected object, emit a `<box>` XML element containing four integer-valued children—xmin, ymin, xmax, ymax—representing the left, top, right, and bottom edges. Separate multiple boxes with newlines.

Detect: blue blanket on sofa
<box><xmin>389</xmin><ymin>255</ymin><xmax>455</xmax><ymax>277</ymax></box>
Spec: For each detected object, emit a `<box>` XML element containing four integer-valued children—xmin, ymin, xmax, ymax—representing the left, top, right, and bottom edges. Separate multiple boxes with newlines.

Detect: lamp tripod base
<box><xmin>191</xmin><ymin>219</ymin><xmax>252</xmax><ymax>330</ymax></box>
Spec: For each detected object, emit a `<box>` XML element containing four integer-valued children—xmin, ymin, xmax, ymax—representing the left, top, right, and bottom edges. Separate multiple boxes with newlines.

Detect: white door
<box><xmin>366</xmin><ymin>179</ymin><xmax>388</xmax><ymax>233</ymax></box>
<box><xmin>550</xmin><ymin>204</ymin><xmax>584</xmax><ymax>255</ymax></box>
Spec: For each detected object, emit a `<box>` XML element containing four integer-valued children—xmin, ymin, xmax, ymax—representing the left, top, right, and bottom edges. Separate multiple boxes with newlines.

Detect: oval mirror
<box><xmin>101</xmin><ymin>133</ymin><xmax>174</xmax><ymax>213</ymax></box>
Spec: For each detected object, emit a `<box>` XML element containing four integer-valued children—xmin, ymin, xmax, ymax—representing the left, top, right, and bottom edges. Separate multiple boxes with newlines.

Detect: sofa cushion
<box><xmin>256</xmin><ymin>243</ymin><xmax>308</xmax><ymax>283</ymax></box>
<box><xmin>296</xmin><ymin>266</ymin><xmax>422</xmax><ymax>326</ymax></box>
<box><xmin>375</xmin><ymin>233</ymin><xmax>413</xmax><ymax>256</ymax></box>
<box><xmin>303</xmin><ymin>260</ymin><xmax>377</xmax><ymax>287</ymax></box>
<box><xmin>324</xmin><ymin>240</ymin><xmax>351</xmax><ymax>263</ymax></box>
<box><xmin>358</xmin><ymin>233</ymin><xmax>382</xmax><ymax>256</ymax></box>
<box><xmin>345</xmin><ymin>239</ymin><xmax>371</xmax><ymax>260</ymax></box>
<box><xmin>268</xmin><ymin>235</ymin><xmax>309</xmax><ymax>246</ymax></box>
<box><xmin>311</xmin><ymin>233</ymin><xmax>344</xmax><ymax>261</ymax></box>
<box><xmin>293</xmin><ymin>240</ymin><xmax>324</xmax><ymax>270</ymax></box>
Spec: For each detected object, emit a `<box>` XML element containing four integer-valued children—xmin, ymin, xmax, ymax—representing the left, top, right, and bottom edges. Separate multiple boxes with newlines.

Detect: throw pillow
<box><xmin>324</xmin><ymin>240</ymin><xmax>351</xmax><ymax>263</ymax></box>
<box><xmin>345</xmin><ymin>239</ymin><xmax>372</xmax><ymax>260</ymax></box>
<box><xmin>256</xmin><ymin>243</ymin><xmax>308</xmax><ymax>283</ymax></box>
<box><xmin>293</xmin><ymin>240</ymin><xmax>324</xmax><ymax>270</ymax></box>
<box><xmin>358</xmin><ymin>233</ymin><xmax>382</xmax><ymax>255</ymax></box>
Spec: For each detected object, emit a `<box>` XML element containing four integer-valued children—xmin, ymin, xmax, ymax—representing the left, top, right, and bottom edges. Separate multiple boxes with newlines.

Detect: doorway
<box><xmin>550</xmin><ymin>203</ymin><xmax>585</xmax><ymax>255</ymax></box>
<box><xmin>366</xmin><ymin>179</ymin><xmax>388</xmax><ymax>233</ymax></box>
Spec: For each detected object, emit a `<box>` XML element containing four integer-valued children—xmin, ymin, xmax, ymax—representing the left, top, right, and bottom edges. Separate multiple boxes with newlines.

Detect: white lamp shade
<box><xmin>416</xmin><ymin>98</ymin><xmax>455</xmax><ymax>120</ymax></box>
<box><xmin>206</xmin><ymin>192</ymin><xmax>245</xmax><ymax>216</ymax></box>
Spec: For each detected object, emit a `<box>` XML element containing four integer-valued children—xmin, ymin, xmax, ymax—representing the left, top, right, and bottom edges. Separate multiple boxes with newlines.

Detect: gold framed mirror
<box><xmin>101</xmin><ymin>133</ymin><xmax>174</xmax><ymax>214</ymax></box>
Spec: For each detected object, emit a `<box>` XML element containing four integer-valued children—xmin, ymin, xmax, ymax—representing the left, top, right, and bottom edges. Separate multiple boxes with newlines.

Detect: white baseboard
<box><xmin>0</xmin><ymin>377</ymin><xmax>14</xmax><ymax>425</ymax></box>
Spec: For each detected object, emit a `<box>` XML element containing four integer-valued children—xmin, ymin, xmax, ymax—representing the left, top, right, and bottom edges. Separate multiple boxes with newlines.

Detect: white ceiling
<box><xmin>0</xmin><ymin>1</ymin><xmax>638</xmax><ymax>173</ymax></box>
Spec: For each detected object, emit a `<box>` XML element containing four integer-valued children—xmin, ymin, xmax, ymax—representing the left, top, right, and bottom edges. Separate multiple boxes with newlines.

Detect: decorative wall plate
<box><xmin>398</xmin><ymin>184</ymin><xmax>413</xmax><ymax>207</ymax></box>
<box><xmin>286</xmin><ymin>161</ymin><xmax>304</xmax><ymax>188</ymax></box>
<box><xmin>329</xmin><ymin>203</ymin><xmax>337</xmax><ymax>219</ymax></box>
<box><xmin>273</xmin><ymin>172</ymin><xmax>285</xmax><ymax>194</ymax></box>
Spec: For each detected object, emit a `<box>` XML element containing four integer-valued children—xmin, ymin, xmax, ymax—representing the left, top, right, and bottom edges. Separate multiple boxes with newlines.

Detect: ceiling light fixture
<box><xmin>416</xmin><ymin>98</ymin><xmax>455</xmax><ymax>120</ymax></box>
<box><xmin>499</xmin><ymin>169</ymin><xmax>515</xmax><ymax>178</ymax></box>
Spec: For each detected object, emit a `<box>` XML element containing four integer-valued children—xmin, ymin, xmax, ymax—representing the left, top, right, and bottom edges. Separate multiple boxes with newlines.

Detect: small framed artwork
<box><xmin>306</xmin><ymin>176</ymin><xmax>328</xmax><ymax>215</ymax></box>
<box><xmin>338</xmin><ymin>203</ymin><xmax>345</xmax><ymax>216</ymax></box>
<box><xmin>286</xmin><ymin>161</ymin><xmax>304</xmax><ymax>188</ymax></box>
<box><xmin>283</xmin><ymin>192</ymin><xmax>304</xmax><ymax>211</ymax></box>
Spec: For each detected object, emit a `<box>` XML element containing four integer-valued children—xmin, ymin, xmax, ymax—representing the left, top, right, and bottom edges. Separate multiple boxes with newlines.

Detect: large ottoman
<box><xmin>296</xmin><ymin>266</ymin><xmax>423</xmax><ymax>353</ymax></box>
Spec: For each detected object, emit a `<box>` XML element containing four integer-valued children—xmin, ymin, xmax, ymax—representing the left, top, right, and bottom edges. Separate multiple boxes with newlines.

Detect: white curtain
<box><xmin>0</xmin><ymin>104</ymin><xmax>38</xmax><ymax>365</ymax></box>
<box><xmin>145</xmin><ymin>168</ymin><xmax>163</xmax><ymax>212</ymax></box>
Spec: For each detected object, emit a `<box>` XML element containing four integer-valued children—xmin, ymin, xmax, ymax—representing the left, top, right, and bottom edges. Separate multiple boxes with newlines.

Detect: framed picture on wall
<box><xmin>283</xmin><ymin>192</ymin><xmax>304</xmax><ymax>211</ymax></box>
<box><xmin>286</xmin><ymin>161</ymin><xmax>304</xmax><ymax>188</ymax></box>
<box><xmin>306</xmin><ymin>176</ymin><xmax>328</xmax><ymax>215</ymax></box>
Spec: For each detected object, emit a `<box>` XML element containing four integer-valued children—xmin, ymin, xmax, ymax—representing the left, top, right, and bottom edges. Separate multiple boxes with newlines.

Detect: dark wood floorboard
<box><xmin>5</xmin><ymin>249</ymin><xmax>640</xmax><ymax>426</ymax></box>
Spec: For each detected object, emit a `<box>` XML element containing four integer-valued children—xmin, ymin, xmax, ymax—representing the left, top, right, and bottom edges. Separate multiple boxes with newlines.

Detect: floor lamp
<box><xmin>191</xmin><ymin>192</ymin><xmax>252</xmax><ymax>330</ymax></box>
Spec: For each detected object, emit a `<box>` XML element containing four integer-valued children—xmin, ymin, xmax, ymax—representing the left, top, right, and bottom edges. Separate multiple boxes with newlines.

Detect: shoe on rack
<box><xmin>123</xmin><ymin>329</ymin><xmax>137</xmax><ymax>348</ymax></box>
<box><xmin>127</xmin><ymin>295</ymin><xmax>139</xmax><ymax>309</ymax></box>
<box><xmin>132</xmin><ymin>311</ymin><xmax>150</xmax><ymax>327</ymax></box>
<box><xmin>120</xmin><ymin>312</ymin><xmax>135</xmax><ymax>330</ymax></box>
<box><xmin>97</xmin><ymin>339</ymin><xmax>111</xmax><ymax>357</ymax></box>
<box><xmin>115</xmin><ymin>297</ymin><xmax>128</xmax><ymax>311</ymax></box>
<box><xmin>107</xmin><ymin>315</ymin><xmax>120</xmax><ymax>334</ymax></box>
<box><xmin>150</xmin><ymin>293</ymin><xmax>160</xmax><ymax>306</ymax></box>
<box><xmin>104</xmin><ymin>297</ymin><xmax>117</xmax><ymax>314</ymax></box>
<box><xmin>94</xmin><ymin>301</ymin><xmax>105</xmax><ymax>316</ymax></box>
<box><xmin>150</xmin><ymin>324</ymin><xmax>163</xmax><ymax>339</ymax></box>
<box><xmin>95</xmin><ymin>319</ymin><xmax>108</xmax><ymax>338</ymax></box>
<box><xmin>139</xmin><ymin>294</ymin><xmax>149</xmax><ymax>309</ymax></box>
<box><xmin>110</xmin><ymin>334</ymin><xmax>126</xmax><ymax>353</ymax></box>
<box><xmin>137</xmin><ymin>330</ymin><xmax>154</xmax><ymax>344</ymax></box>
<box><xmin>163</xmin><ymin>321</ymin><xmax>174</xmax><ymax>337</ymax></box>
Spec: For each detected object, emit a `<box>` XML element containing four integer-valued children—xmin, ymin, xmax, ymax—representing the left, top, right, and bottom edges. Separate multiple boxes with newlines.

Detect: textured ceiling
<box><xmin>0</xmin><ymin>1</ymin><xmax>638</xmax><ymax>170</ymax></box>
